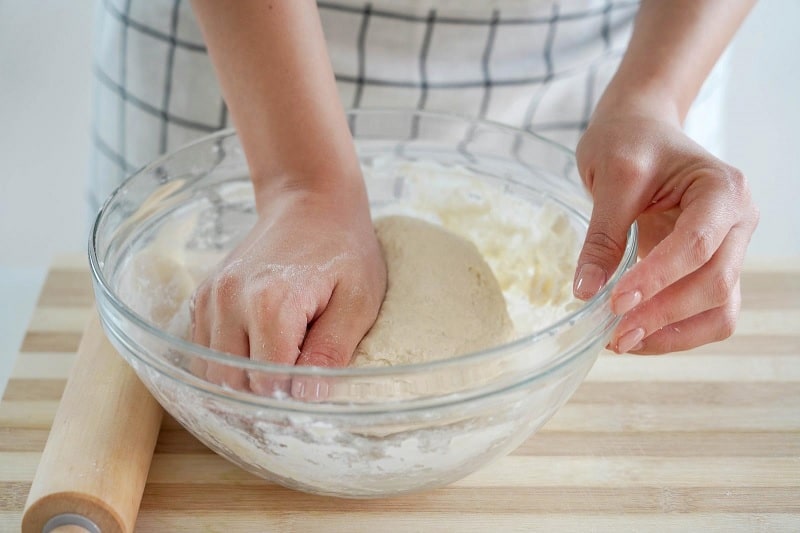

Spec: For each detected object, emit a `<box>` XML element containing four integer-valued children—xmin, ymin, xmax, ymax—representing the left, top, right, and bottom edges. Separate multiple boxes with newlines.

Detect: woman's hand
<box><xmin>190</xmin><ymin>1</ymin><xmax>387</xmax><ymax>394</ymax></box>
<box><xmin>190</xmin><ymin>179</ymin><xmax>386</xmax><ymax>393</ymax></box>
<box><xmin>573</xmin><ymin>104</ymin><xmax>758</xmax><ymax>354</ymax></box>
<box><xmin>571</xmin><ymin>0</ymin><xmax>758</xmax><ymax>354</ymax></box>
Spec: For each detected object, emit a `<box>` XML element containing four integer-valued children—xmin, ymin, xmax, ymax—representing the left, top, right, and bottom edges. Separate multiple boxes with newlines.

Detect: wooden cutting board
<box><xmin>1</xmin><ymin>254</ymin><xmax>799</xmax><ymax>532</ymax></box>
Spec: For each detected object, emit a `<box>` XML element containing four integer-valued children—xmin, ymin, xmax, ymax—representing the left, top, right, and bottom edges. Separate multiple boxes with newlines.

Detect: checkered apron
<box><xmin>90</xmin><ymin>0</ymin><xmax>725</xmax><ymax>214</ymax></box>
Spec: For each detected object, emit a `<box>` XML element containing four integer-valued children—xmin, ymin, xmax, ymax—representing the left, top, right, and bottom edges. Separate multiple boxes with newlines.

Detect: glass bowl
<box><xmin>89</xmin><ymin>109</ymin><xmax>637</xmax><ymax>498</ymax></box>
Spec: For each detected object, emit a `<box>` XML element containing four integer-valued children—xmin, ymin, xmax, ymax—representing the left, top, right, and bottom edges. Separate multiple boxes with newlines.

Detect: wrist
<box><xmin>592</xmin><ymin>77</ymin><xmax>684</xmax><ymax>127</ymax></box>
<box><xmin>252</xmin><ymin>164</ymin><xmax>368</xmax><ymax>217</ymax></box>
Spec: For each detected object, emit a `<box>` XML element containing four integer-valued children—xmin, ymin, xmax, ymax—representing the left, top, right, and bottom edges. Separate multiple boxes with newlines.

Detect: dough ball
<box><xmin>351</xmin><ymin>216</ymin><xmax>514</xmax><ymax>368</ymax></box>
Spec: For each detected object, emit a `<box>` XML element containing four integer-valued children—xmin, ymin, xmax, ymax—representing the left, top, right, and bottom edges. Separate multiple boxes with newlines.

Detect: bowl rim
<box><xmin>89</xmin><ymin>108</ymin><xmax>638</xmax><ymax>379</ymax></box>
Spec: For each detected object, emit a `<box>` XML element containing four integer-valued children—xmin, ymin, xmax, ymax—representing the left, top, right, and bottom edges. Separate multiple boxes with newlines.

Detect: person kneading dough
<box><xmin>351</xmin><ymin>216</ymin><xmax>514</xmax><ymax>368</ymax></box>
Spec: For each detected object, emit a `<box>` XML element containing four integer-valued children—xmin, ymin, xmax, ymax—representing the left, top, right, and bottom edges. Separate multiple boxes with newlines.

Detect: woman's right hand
<box><xmin>190</xmin><ymin>1</ymin><xmax>387</xmax><ymax>397</ymax></box>
<box><xmin>190</xmin><ymin>179</ymin><xmax>387</xmax><ymax>396</ymax></box>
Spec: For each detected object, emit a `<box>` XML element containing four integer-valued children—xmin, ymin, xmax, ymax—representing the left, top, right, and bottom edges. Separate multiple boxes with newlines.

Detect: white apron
<box><xmin>90</xmin><ymin>0</ymin><xmax>724</xmax><ymax>214</ymax></box>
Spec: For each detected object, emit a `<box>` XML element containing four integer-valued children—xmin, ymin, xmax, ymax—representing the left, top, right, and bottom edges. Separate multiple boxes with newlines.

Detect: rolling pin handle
<box><xmin>43</xmin><ymin>513</ymin><xmax>101</xmax><ymax>533</ymax></box>
<box><xmin>22</xmin><ymin>313</ymin><xmax>163</xmax><ymax>533</ymax></box>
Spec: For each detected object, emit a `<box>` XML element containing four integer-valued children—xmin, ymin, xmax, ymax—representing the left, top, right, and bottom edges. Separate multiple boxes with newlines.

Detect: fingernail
<box><xmin>291</xmin><ymin>380</ymin><xmax>306</xmax><ymax>399</ymax></box>
<box><xmin>631</xmin><ymin>341</ymin><xmax>644</xmax><ymax>352</ymax></box>
<box><xmin>613</xmin><ymin>290</ymin><xmax>642</xmax><ymax>315</ymax></box>
<box><xmin>291</xmin><ymin>378</ymin><xmax>329</xmax><ymax>401</ymax></box>
<box><xmin>311</xmin><ymin>380</ymin><xmax>329</xmax><ymax>401</ymax></box>
<box><xmin>574</xmin><ymin>263</ymin><xmax>607</xmax><ymax>300</ymax></box>
<box><xmin>617</xmin><ymin>327</ymin><xmax>645</xmax><ymax>354</ymax></box>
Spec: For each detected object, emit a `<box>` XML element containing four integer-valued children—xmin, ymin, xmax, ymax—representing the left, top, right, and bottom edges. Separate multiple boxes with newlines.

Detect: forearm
<box><xmin>191</xmin><ymin>0</ymin><xmax>361</xmax><ymax>208</ymax></box>
<box><xmin>595</xmin><ymin>0</ymin><xmax>755</xmax><ymax>123</ymax></box>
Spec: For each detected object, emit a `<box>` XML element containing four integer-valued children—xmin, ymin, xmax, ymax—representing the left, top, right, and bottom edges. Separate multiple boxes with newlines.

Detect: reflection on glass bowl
<box><xmin>89</xmin><ymin>109</ymin><xmax>637</xmax><ymax>498</ymax></box>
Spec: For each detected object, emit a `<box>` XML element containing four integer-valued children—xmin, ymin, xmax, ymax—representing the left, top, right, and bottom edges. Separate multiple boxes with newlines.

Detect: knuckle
<box><xmin>211</xmin><ymin>270</ymin><xmax>241</xmax><ymax>304</ymax></box>
<box><xmin>249</xmin><ymin>284</ymin><xmax>285</xmax><ymax>317</ymax></box>
<box><xmin>707</xmin><ymin>166</ymin><xmax>739</xmax><ymax>196</ymax></box>
<box><xmin>304</xmin><ymin>341</ymin><xmax>347</xmax><ymax>367</ymax></box>
<box><xmin>606</xmin><ymin>152</ymin><xmax>649</xmax><ymax>183</ymax></box>
<box><xmin>709</xmin><ymin>268</ymin><xmax>738</xmax><ymax>306</ymax></box>
<box><xmin>306</xmin><ymin>352</ymin><xmax>342</xmax><ymax>367</ymax></box>
<box><xmin>582</xmin><ymin>229</ymin><xmax>626</xmax><ymax>265</ymax></box>
<box><xmin>685</xmin><ymin>227</ymin><xmax>715</xmax><ymax>265</ymax></box>
<box><xmin>726</xmin><ymin>168</ymin><xmax>758</xmax><ymax>221</ymax></box>
<box><xmin>635</xmin><ymin>300</ymin><xmax>673</xmax><ymax>334</ymax></box>
<box><xmin>251</xmin><ymin>284</ymin><xmax>311</xmax><ymax>327</ymax></box>
<box><xmin>657</xmin><ymin>310</ymin><xmax>679</xmax><ymax>333</ymax></box>
<box><xmin>725</xmin><ymin>166</ymin><xmax>747</xmax><ymax>191</ymax></box>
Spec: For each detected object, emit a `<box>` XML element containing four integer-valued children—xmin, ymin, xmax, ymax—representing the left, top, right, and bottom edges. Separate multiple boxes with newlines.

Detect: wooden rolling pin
<box><xmin>22</xmin><ymin>312</ymin><xmax>163</xmax><ymax>533</ymax></box>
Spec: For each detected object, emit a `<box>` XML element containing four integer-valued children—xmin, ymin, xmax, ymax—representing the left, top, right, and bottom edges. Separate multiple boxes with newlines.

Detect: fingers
<box><xmin>611</xmin><ymin>224</ymin><xmax>749</xmax><ymax>353</ymax></box>
<box><xmin>298</xmin><ymin>286</ymin><xmax>374</xmax><ymax>367</ymax></box>
<box><xmin>206</xmin><ymin>326</ymin><xmax>250</xmax><ymax>391</ymax></box>
<box><xmin>610</xmin><ymin>172</ymin><xmax>750</xmax><ymax>316</ymax></box>
<box><xmin>247</xmin><ymin>300</ymin><xmax>306</xmax><ymax>364</ymax></box>
<box><xmin>192</xmin><ymin>279</ymin><xmax>251</xmax><ymax>390</ymax></box>
<box><xmin>629</xmin><ymin>287</ymin><xmax>741</xmax><ymax>355</ymax></box>
<box><xmin>187</xmin><ymin>291</ymin><xmax>210</xmax><ymax>381</ymax></box>
<box><xmin>573</xmin><ymin>210</ymin><xmax>633</xmax><ymax>300</ymax></box>
<box><xmin>573</xmin><ymin>163</ymin><xmax>649</xmax><ymax>300</ymax></box>
<box><xmin>247</xmin><ymin>296</ymin><xmax>308</xmax><ymax>396</ymax></box>
<box><xmin>191</xmin><ymin>275</ymin><xmax>366</xmax><ymax>398</ymax></box>
<box><xmin>575</xmin><ymin>117</ymin><xmax>758</xmax><ymax>355</ymax></box>
<box><xmin>190</xmin><ymin>287</ymin><xmax>210</xmax><ymax>347</ymax></box>
<box><xmin>192</xmin><ymin>274</ymin><xmax>306</xmax><ymax>395</ymax></box>
<box><xmin>292</xmin><ymin>286</ymin><xmax>378</xmax><ymax>400</ymax></box>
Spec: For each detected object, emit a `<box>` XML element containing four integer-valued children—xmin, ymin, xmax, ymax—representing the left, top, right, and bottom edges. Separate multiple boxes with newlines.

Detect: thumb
<box><xmin>573</xmin><ymin>174</ymin><xmax>639</xmax><ymax>301</ymax></box>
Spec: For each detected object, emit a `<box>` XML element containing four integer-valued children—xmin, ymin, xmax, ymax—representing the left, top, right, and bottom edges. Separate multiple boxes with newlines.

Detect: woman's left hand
<box><xmin>573</xmin><ymin>104</ymin><xmax>759</xmax><ymax>354</ymax></box>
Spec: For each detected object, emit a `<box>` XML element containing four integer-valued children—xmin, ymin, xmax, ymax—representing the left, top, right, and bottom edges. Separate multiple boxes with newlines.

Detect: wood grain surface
<box><xmin>1</xmin><ymin>255</ymin><xmax>799</xmax><ymax>532</ymax></box>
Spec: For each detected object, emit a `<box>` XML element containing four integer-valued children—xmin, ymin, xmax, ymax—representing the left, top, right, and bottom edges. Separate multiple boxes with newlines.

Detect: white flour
<box><xmin>116</xmin><ymin>160</ymin><xmax>589</xmax><ymax>497</ymax></box>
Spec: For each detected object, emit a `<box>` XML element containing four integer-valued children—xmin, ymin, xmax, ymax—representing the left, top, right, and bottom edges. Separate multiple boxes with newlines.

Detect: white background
<box><xmin>1</xmin><ymin>0</ymin><xmax>799</xmax><ymax>394</ymax></box>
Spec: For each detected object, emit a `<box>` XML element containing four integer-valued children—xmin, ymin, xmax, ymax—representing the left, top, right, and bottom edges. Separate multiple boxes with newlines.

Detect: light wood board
<box><xmin>1</xmin><ymin>255</ymin><xmax>799</xmax><ymax>532</ymax></box>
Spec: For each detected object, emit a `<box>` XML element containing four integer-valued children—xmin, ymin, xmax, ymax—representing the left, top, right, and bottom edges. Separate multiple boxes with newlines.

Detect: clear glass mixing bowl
<box><xmin>89</xmin><ymin>110</ymin><xmax>637</xmax><ymax>498</ymax></box>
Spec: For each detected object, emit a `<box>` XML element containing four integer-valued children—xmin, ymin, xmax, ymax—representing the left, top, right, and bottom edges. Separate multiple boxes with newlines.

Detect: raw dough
<box><xmin>351</xmin><ymin>216</ymin><xmax>514</xmax><ymax>368</ymax></box>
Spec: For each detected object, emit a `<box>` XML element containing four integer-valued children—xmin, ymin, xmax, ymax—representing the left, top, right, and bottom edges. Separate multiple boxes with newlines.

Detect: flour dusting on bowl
<box><xmin>91</xmin><ymin>111</ymin><xmax>636</xmax><ymax>497</ymax></box>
